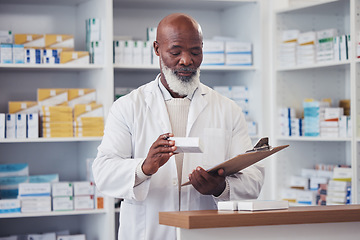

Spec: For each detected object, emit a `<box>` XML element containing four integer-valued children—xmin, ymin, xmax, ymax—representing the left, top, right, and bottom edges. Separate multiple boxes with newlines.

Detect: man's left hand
<box><xmin>188</xmin><ymin>167</ymin><xmax>226</xmax><ymax>197</ymax></box>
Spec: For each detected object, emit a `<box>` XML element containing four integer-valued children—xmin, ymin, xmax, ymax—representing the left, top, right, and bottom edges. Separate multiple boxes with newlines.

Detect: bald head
<box><xmin>156</xmin><ymin>13</ymin><xmax>203</xmax><ymax>44</ymax></box>
<box><xmin>154</xmin><ymin>13</ymin><xmax>203</xmax><ymax>98</ymax></box>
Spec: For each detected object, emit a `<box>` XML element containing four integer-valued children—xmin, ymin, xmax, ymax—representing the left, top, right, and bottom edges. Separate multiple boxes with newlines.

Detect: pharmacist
<box><xmin>93</xmin><ymin>13</ymin><xmax>265</xmax><ymax>240</ymax></box>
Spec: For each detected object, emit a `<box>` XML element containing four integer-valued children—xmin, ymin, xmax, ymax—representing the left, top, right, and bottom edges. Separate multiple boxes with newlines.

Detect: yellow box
<box><xmin>74</xmin><ymin>103</ymin><xmax>103</xmax><ymax>119</ymax></box>
<box><xmin>75</xmin><ymin>130</ymin><xmax>104</xmax><ymax>137</ymax></box>
<box><xmin>43</xmin><ymin>127</ymin><xmax>73</xmax><ymax>133</ymax></box>
<box><xmin>74</xmin><ymin>117</ymin><xmax>104</xmax><ymax>128</ymax></box>
<box><xmin>43</xmin><ymin>132</ymin><xmax>74</xmax><ymax>138</ymax></box>
<box><xmin>43</xmin><ymin>122</ymin><xmax>73</xmax><ymax>129</ymax></box>
<box><xmin>60</xmin><ymin>51</ymin><xmax>89</xmax><ymax>64</ymax></box>
<box><xmin>68</xmin><ymin>89</ymin><xmax>96</xmax><ymax>107</ymax></box>
<box><xmin>44</xmin><ymin>34</ymin><xmax>74</xmax><ymax>51</ymax></box>
<box><xmin>42</xmin><ymin>116</ymin><xmax>73</xmax><ymax>122</ymax></box>
<box><xmin>37</xmin><ymin>89</ymin><xmax>68</xmax><ymax>107</ymax></box>
<box><xmin>42</xmin><ymin>106</ymin><xmax>72</xmax><ymax>113</ymax></box>
<box><xmin>8</xmin><ymin>101</ymin><xmax>39</xmax><ymax>114</ymax></box>
<box><xmin>14</xmin><ymin>34</ymin><xmax>45</xmax><ymax>47</ymax></box>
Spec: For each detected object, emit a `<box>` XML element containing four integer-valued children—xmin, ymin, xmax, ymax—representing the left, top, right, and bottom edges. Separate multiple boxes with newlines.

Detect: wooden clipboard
<box><xmin>181</xmin><ymin>144</ymin><xmax>289</xmax><ymax>187</ymax></box>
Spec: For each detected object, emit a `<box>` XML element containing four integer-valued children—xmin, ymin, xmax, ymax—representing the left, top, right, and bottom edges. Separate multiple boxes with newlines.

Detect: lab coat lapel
<box><xmin>186</xmin><ymin>84</ymin><xmax>208</xmax><ymax>136</ymax></box>
<box><xmin>144</xmin><ymin>79</ymin><xmax>172</xmax><ymax>133</ymax></box>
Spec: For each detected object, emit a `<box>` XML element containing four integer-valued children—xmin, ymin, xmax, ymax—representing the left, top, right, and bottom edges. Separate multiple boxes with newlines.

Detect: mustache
<box><xmin>173</xmin><ymin>68</ymin><xmax>197</xmax><ymax>74</ymax></box>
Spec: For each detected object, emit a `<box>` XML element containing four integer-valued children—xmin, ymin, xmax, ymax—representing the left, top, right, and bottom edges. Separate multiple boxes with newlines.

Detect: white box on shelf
<box><xmin>74</xmin><ymin>195</ymin><xmax>94</xmax><ymax>210</ymax></box>
<box><xmin>12</xmin><ymin>44</ymin><xmax>24</xmax><ymax>64</ymax></box>
<box><xmin>0</xmin><ymin>44</ymin><xmax>12</xmax><ymax>64</ymax></box>
<box><xmin>15</xmin><ymin>113</ymin><xmax>27</xmax><ymax>139</ymax></box>
<box><xmin>0</xmin><ymin>30</ymin><xmax>13</xmax><ymax>44</ymax></box>
<box><xmin>133</xmin><ymin>40</ymin><xmax>143</xmax><ymax>65</ymax></box>
<box><xmin>56</xmin><ymin>234</ymin><xmax>86</xmax><ymax>240</ymax></box>
<box><xmin>52</xmin><ymin>182</ymin><xmax>73</xmax><ymax>197</ymax></box>
<box><xmin>20</xmin><ymin>196</ymin><xmax>51</xmax><ymax>213</ymax></box>
<box><xmin>53</xmin><ymin>196</ymin><xmax>74</xmax><ymax>211</ymax></box>
<box><xmin>18</xmin><ymin>182</ymin><xmax>51</xmax><ymax>197</ymax></box>
<box><xmin>73</xmin><ymin>181</ymin><xmax>95</xmax><ymax>196</ymax></box>
<box><xmin>5</xmin><ymin>114</ymin><xmax>15</xmax><ymax>139</ymax></box>
<box><xmin>27</xmin><ymin>113</ymin><xmax>39</xmax><ymax>139</ymax></box>
<box><xmin>0</xmin><ymin>113</ymin><xmax>5</xmax><ymax>139</ymax></box>
<box><xmin>0</xmin><ymin>199</ymin><xmax>21</xmax><ymax>214</ymax></box>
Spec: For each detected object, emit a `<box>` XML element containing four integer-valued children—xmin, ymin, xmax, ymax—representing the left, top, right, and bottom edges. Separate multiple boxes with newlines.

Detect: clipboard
<box><xmin>181</xmin><ymin>137</ymin><xmax>289</xmax><ymax>187</ymax></box>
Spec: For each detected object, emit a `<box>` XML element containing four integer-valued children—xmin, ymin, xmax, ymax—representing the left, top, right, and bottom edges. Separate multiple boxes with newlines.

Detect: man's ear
<box><xmin>153</xmin><ymin>41</ymin><xmax>160</xmax><ymax>56</ymax></box>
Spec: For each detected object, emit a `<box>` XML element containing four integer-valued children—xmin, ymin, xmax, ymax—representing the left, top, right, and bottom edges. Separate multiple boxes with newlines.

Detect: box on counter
<box><xmin>60</xmin><ymin>51</ymin><xmax>89</xmax><ymax>64</ymax></box>
<box><xmin>73</xmin><ymin>181</ymin><xmax>95</xmax><ymax>196</ymax></box>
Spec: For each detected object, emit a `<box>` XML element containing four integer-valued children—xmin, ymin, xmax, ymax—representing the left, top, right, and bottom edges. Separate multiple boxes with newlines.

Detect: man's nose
<box><xmin>179</xmin><ymin>53</ymin><xmax>193</xmax><ymax>66</ymax></box>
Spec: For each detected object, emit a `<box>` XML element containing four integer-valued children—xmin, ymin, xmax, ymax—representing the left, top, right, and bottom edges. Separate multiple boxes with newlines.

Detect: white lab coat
<box><xmin>93</xmin><ymin>75</ymin><xmax>265</xmax><ymax>240</ymax></box>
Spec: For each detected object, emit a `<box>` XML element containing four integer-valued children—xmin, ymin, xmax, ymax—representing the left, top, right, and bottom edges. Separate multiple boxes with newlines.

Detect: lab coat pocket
<box><xmin>201</xmin><ymin>128</ymin><xmax>231</xmax><ymax>169</ymax></box>
<box><xmin>119</xmin><ymin>201</ymin><xmax>146</xmax><ymax>240</ymax></box>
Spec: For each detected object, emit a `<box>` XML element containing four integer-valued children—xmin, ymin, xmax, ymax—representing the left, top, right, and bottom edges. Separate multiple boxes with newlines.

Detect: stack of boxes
<box><xmin>303</xmin><ymin>99</ymin><xmax>330</xmax><ymax>137</ymax></box>
<box><xmin>18</xmin><ymin>182</ymin><xmax>52</xmax><ymax>213</ymax></box>
<box><xmin>213</xmin><ymin>85</ymin><xmax>257</xmax><ymax>136</ymax></box>
<box><xmin>297</xmin><ymin>31</ymin><xmax>316</xmax><ymax>66</ymax></box>
<box><xmin>278</xmin><ymin>107</ymin><xmax>303</xmax><ymax>137</ymax></box>
<box><xmin>320</xmin><ymin>107</ymin><xmax>344</xmax><ymax>137</ymax></box>
<box><xmin>73</xmin><ymin>103</ymin><xmax>104</xmax><ymax>137</ymax></box>
<box><xmin>203</xmin><ymin>39</ymin><xmax>253</xmax><ymax>66</ymax></box>
<box><xmin>113</xmin><ymin>27</ymin><xmax>156</xmax><ymax>66</ymax></box>
<box><xmin>316</xmin><ymin>29</ymin><xmax>338</xmax><ymax>63</ymax></box>
<box><xmin>1</xmin><ymin>88</ymin><xmax>104</xmax><ymax>139</ymax></box>
<box><xmin>86</xmin><ymin>18</ymin><xmax>103</xmax><ymax>64</ymax></box>
<box><xmin>52</xmin><ymin>182</ymin><xmax>74</xmax><ymax>211</ymax></box>
<box><xmin>279</xmin><ymin>28</ymin><xmax>350</xmax><ymax>67</ymax></box>
<box><xmin>74</xmin><ymin>181</ymin><xmax>95</xmax><ymax>210</ymax></box>
<box><xmin>282</xmin><ymin>163</ymin><xmax>352</xmax><ymax>206</ymax></box>
<box><xmin>278</xmin><ymin>30</ymin><xmax>298</xmax><ymax>67</ymax></box>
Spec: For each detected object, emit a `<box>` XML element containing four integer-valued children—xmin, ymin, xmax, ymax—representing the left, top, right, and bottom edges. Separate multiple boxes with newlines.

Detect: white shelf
<box><xmin>277</xmin><ymin>61</ymin><xmax>350</xmax><ymax>72</ymax></box>
<box><xmin>0</xmin><ymin>0</ymin><xmax>91</xmax><ymax>6</ymax></box>
<box><xmin>0</xmin><ymin>64</ymin><xmax>103</xmax><ymax>71</ymax></box>
<box><xmin>114</xmin><ymin>64</ymin><xmax>256</xmax><ymax>72</ymax></box>
<box><xmin>0</xmin><ymin>137</ymin><xmax>102</xmax><ymax>143</ymax></box>
<box><xmin>275</xmin><ymin>0</ymin><xmax>342</xmax><ymax>14</ymax></box>
<box><xmin>0</xmin><ymin>209</ymin><xmax>107</xmax><ymax>219</ymax></box>
<box><xmin>113</xmin><ymin>0</ymin><xmax>258</xmax><ymax>10</ymax></box>
<box><xmin>276</xmin><ymin>136</ymin><xmax>352</xmax><ymax>142</ymax></box>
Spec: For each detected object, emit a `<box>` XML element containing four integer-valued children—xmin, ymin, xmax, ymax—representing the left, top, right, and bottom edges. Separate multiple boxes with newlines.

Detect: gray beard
<box><xmin>161</xmin><ymin>58</ymin><xmax>200</xmax><ymax>97</ymax></box>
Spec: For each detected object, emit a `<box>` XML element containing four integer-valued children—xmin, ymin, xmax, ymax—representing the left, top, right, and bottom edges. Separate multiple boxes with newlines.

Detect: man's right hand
<box><xmin>142</xmin><ymin>133</ymin><xmax>176</xmax><ymax>176</ymax></box>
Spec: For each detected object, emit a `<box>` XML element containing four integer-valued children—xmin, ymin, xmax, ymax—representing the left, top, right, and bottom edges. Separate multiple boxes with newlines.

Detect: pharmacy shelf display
<box><xmin>0</xmin><ymin>0</ymin><xmax>115</xmax><ymax>239</ymax></box>
<box><xmin>271</xmin><ymin>0</ymin><xmax>359</xmax><ymax>205</ymax></box>
<box><xmin>0</xmin><ymin>0</ymin><xmax>268</xmax><ymax>239</ymax></box>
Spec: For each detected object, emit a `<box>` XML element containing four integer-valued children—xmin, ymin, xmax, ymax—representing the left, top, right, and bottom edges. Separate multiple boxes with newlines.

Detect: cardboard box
<box><xmin>20</xmin><ymin>196</ymin><xmax>51</xmax><ymax>213</ymax></box>
<box><xmin>0</xmin><ymin>44</ymin><xmax>12</xmax><ymax>64</ymax></box>
<box><xmin>27</xmin><ymin>113</ymin><xmax>39</xmax><ymax>139</ymax></box>
<box><xmin>0</xmin><ymin>30</ymin><xmax>13</xmax><ymax>44</ymax></box>
<box><xmin>68</xmin><ymin>89</ymin><xmax>96</xmax><ymax>107</ymax></box>
<box><xmin>14</xmin><ymin>34</ymin><xmax>44</xmax><ymax>47</ymax></box>
<box><xmin>18</xmin><ymin>182</ymin><xmax>51</xmax><ymax>197</ymax></box>
<box><xmin>37</xmin><ymin>89</ymin><xmax>68</xmax><ymax>107</ymax></box>
<box><xmin>60</xmin><ymin>51</ymin><xmax>89</xmax><ymax>64</ymax></box>
<box><xmin>12</xmin><ymin>44</ymin><xmax>25</xmax><ymax>64</ymax></box>
<box><xmin>8</xmin><ymin>101</ymin><xmax>39</xmax><ymax>114</ymax></box>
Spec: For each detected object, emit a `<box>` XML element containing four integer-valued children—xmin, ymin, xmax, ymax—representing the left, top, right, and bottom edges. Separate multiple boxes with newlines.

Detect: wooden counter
<box><xmin>159</xmin><ymin>205</ymin><xmax>360</xmax><ymax>240</ymax></box>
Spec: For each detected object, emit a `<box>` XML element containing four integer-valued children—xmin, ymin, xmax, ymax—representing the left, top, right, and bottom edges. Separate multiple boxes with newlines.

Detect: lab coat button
<box><xmin>172</xmin><ymin>179</ymin><xmax>177</xmax><ymax>186</ymax></box>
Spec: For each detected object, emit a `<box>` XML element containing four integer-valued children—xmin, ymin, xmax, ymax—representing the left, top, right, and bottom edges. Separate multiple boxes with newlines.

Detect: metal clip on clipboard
<box><xmin>246</xmin><ymin>137</ymin><xmax>271</xmax><ymax>153</ymax></box>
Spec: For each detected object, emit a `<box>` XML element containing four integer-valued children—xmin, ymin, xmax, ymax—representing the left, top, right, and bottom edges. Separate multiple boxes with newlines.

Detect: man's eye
<box><xmin>170</xmin><ymin>52</ymin><xmax>180</xmax><ymax>56</ymax></box>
